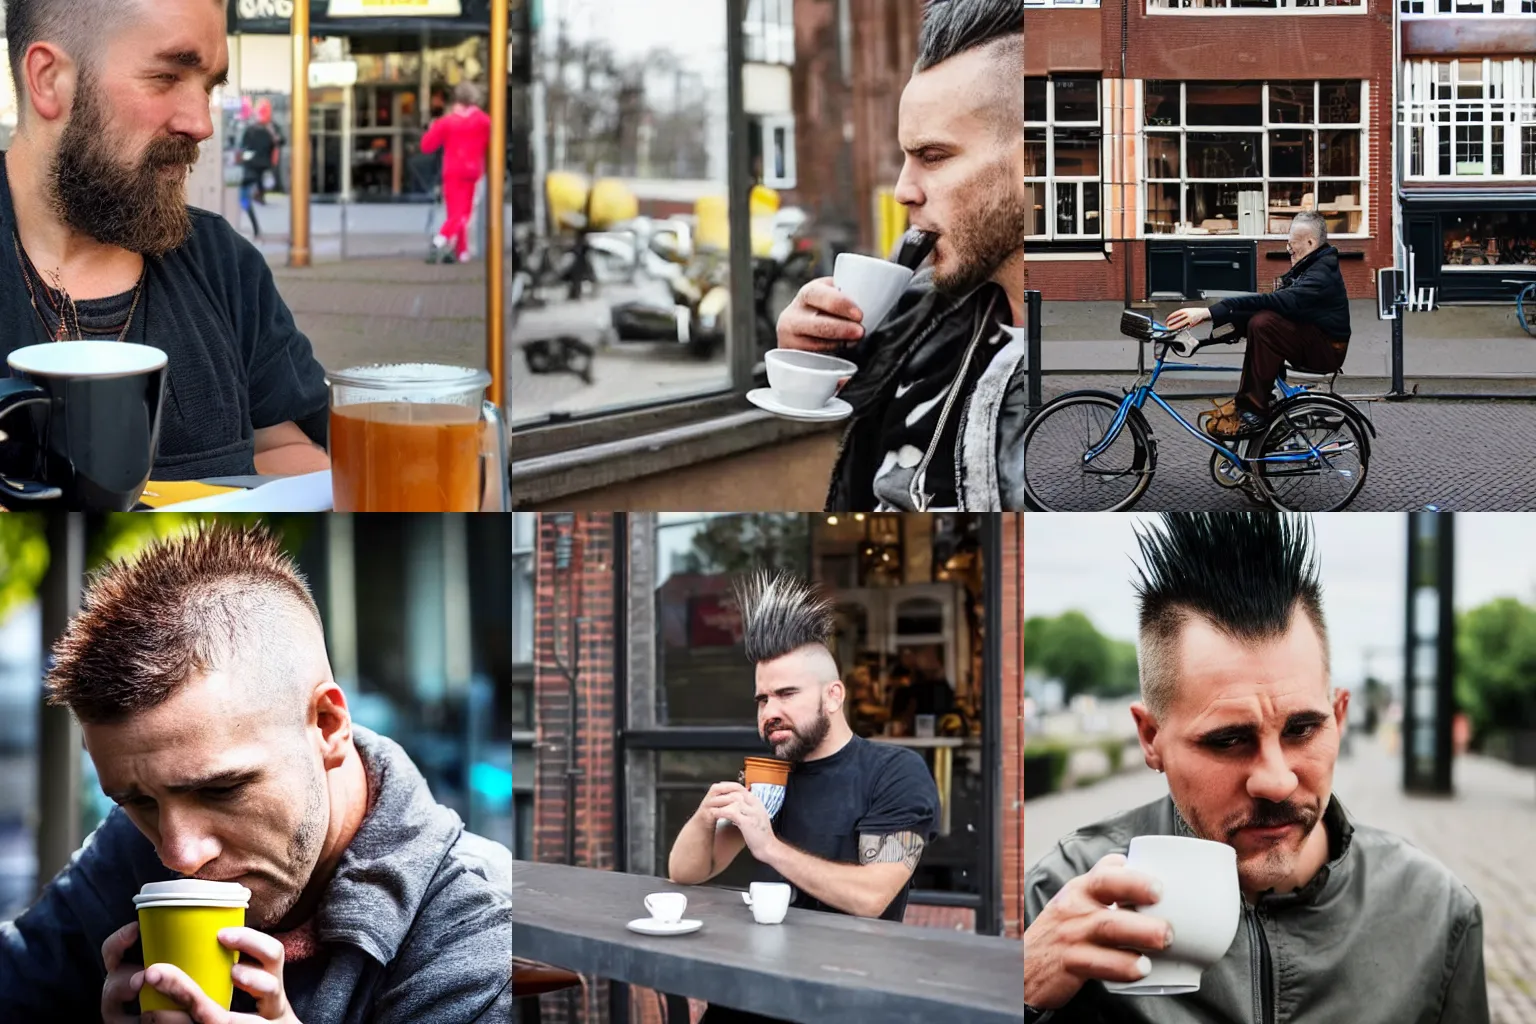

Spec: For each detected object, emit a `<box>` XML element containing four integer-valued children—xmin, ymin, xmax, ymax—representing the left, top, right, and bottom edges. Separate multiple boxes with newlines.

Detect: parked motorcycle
<box><xmin>609</xmin><ymin>207</ymin><xmax>821</xmax><ymax>361</ymax></box>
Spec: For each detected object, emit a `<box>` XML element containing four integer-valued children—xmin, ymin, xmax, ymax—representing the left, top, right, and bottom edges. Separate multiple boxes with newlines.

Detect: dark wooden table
<box><xmin>512</xmin><ymin>860</ymin><xmax>1024</xmax><ymax>1024</ymax></box>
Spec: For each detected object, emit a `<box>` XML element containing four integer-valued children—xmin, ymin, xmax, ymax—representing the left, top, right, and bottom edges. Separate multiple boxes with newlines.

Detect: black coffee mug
<box><xmin>0</xmin><ymin>342</ymin><xmax>168</xmax><ymax>511</ymax></box>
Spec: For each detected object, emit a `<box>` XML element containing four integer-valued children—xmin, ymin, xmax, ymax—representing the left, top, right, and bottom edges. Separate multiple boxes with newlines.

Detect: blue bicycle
<box><xmin>1020</xmin><ymin>310</ymin><xmax>1375</xmax><ymax>511</ymax></box>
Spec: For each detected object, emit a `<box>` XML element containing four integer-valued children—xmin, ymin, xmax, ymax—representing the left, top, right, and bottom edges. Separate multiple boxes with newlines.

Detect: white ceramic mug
<box><xmin>833</xmin><ymin>253</ymin><xmax>915</xmax><ymax>334</ymax></box>
<box><xmin>764</xmin><ymin>349</ymin><xmax>857</xmax><ymax>411</ymax></box>
<box><xmin>742</xmin><ymin>882</ymin><xmax>792</xmax><ymax>925</ymax></box>
<box><xmin>1103</xmin><ymin>835</ymin><xmax>1241</xmax><ymax>996</ymax></box>
<box><xmin>643</xmin><ymin>892</ymin><xmax>688</xmax><ymax>924</ymax></box>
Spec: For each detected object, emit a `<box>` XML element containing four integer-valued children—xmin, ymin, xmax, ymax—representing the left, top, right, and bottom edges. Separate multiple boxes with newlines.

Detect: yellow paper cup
<box><xmin>133</xmin><ymin>880</ymin><xmax>251</xmax><ymax>1012</ymax></box>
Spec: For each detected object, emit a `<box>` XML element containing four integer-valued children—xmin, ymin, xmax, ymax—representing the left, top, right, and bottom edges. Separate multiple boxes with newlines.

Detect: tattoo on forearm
<box><xmin>860</xmin><ymin>831</ymin><xmax>925</xmax><ymax>872</ymax></box>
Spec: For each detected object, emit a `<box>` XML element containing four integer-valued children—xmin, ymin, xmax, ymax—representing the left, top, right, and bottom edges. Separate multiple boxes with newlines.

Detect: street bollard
<box><xmin>1025</xmin><ymin>289</ymin><xmax>1042</xmax><ymax>409</ymax></box>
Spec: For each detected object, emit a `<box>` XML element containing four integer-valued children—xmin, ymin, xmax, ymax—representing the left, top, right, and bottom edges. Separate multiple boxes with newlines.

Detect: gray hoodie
<box><xmin>0</xmin><ymin>725</ymin><xmax>511</xmax><ymax>1023</ymax></box>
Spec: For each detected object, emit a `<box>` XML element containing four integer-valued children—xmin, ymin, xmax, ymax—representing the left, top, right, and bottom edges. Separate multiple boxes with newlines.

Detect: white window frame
<box><xmin>1149</xmin><ymin>0</ymin><xmax>1365</xmax><ymax>14</ymax></box>
<box><xmin>743</xmin><ymin>0</ymin><xmax>795</xmax><ymax>66</ymax></box>
<box><xmin>1026</xmin><ymin>77</ymin><xmax>1104</xmax><ymax>241</ymax></box>
<box><xmin>1142</xmin><ymin>80</ymin><xmax>1369</xmax><ymax>239</ymax></box>
<box><xmin>1400</xmin><ymin>0</ymin><xmax>1536</xmax><ymax>13</ymax></box>
<box><xmin>1025</xmin><ymin>0</ymin><xmax>1102</xmax><ymax>7</ymax></box>
<box><xmin>1402</xmin><ymin>58</ymin><xmax>1536</xmax><ymax>180</ymax></box>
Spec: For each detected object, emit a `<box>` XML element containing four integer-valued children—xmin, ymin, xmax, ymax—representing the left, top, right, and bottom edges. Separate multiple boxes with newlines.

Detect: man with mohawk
<box><xmin>668</xmin><ymin>570</ymin><xmax>940</xmax><ymax>1022</ymax></box>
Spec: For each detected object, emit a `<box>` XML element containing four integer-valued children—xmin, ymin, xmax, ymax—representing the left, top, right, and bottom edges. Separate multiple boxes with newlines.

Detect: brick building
<box><xmin>513</xmin><ymin>513</ymin><xmax>1024</xmax><ymax>1024</ymax></box>
<box><xmin>1025</xmin><ymin>0</ymin><xmax>1395</xmax><ymax>303</ymax></box>
<box><xmin>1398</xmin><ymin>3</ymin><xmax>1536</xmax><ymax>303</ymax></box>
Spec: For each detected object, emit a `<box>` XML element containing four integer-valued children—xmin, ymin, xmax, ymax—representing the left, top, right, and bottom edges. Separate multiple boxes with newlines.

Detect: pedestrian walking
<box><xmin>238</xmin><ymin>100</ymin><xmax>281</xmax><ymax>239</ymax></box>
<box><xmin>420</xmin><ymin>82</ymin><xmax>493</xmax><ymax>265</ymax></box>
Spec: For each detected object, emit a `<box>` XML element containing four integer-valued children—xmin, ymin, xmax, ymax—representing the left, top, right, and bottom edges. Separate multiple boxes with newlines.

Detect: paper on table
<box><xmin>154</xmin><ymin>470</ymin><xmax>334</xmax><ymax>512</ymax></box>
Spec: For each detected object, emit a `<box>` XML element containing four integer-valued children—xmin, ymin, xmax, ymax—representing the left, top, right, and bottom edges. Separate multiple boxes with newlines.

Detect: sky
<box><xmin>543</xmin><ymin>0</ymin><xmax>730</xmax><ymax>65</ymax></box>
<box><xmin>1023</xmin><ymin>514</ymin><xmax>1536</xmax><ymax>694</ymax></box>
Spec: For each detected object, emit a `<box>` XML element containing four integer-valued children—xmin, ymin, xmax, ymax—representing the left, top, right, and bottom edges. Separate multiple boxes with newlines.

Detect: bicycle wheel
<box><xmin>1520</xmin><ymin>285</ymin><xmax>1536</xmax><ymax>338</ymax></box>
<box><xmin>1021</xmin><ymin>392</ymin><xmax>1154</xmax><ymax>511</ymax></box>
<box><xmin>1252</xmin><ymin>398</ymin><xmax>1368</xmax><ymax>511</ymax></box>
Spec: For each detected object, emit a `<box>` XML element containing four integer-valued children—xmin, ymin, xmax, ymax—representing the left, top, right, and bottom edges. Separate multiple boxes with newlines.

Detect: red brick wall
<box><xmin>1026</xmin><ymin>0</ymin><xmax>1395</xmax><ymax>301</ymax></box>
<box><xmin>1002</xmin><ymin>513</ymin><xmax>1024</xmax><ymax>942</ymax></box>
<box><xmin>532</xmin><ymin>513</ymin><xmax>620</xmax><ymax>1024</ymax></box>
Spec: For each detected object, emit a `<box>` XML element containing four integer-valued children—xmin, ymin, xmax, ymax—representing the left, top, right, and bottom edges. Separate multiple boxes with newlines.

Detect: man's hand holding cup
<box><xmin>101</xmin><ymin>921</ymin><xmax>301</xmax><ymax>1023</ymax></box>
<box><xmin>1023</xmin><ymin>853</ymin><xmax>1173</xmax><ymax>1010</ymax></box>
<box><xmin>776</xmin><ymin>278</ymin><xmax>866</xmax><ymax>354</ymax></box>
<box><xmin>694</xmin><ymin>781</ymin><xmax>749</xmax><ymax>828</ymax></box>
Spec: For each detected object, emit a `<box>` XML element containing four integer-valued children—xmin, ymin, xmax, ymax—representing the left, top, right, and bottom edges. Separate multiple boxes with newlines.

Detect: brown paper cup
<box><xmin>744</xmin><ymin>757</ymin><xmax>790</xmax><ymax>788</ymax></box>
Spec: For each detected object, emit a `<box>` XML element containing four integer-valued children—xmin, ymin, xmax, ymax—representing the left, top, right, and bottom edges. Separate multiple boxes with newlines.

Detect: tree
<box><xmin>1456</xmin><ymin>597</ymin><xmax>1536</xmax><ymax>745</ymax></box>
<box><xmin>1025</xmin><ymin>611</ymin><xmax>1141</xmax><ymax>700</ymax></box>
<box><xmin>674</xmin><ymin>514</ymin><xmax>809</xmax><ymax>577</ymax></box>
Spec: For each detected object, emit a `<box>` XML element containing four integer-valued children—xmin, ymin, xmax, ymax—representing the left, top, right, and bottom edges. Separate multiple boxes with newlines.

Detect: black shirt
<box><xmin>0</xmin><ymin>153</ymin><xmax>330</xmax><ymax>481</ymax></box>
<box><xmin>753</xmin><ymin>734</ymin><xmax>939</xmax><ymax>922</ymax></box>
<box><xmin>241</xmin><ymin>124</ymin><xmax>280</xmax><ymax>170</ymax></box>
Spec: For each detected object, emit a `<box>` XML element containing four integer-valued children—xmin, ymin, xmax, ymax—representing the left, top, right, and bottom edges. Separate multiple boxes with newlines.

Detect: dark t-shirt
<box><xmin>0</xmin><ymin>153</ymin><xmax>330</xmax><ymax>481</ymax></box>
<box><xmin>753</xmin><ymin>734</ymin><xmax>939</xmax><ymax>922</ymax></box>
<box><xmin>241</xmin><ymin>124</ymin><xmax>279</xmax><ymax>170</ymax></box>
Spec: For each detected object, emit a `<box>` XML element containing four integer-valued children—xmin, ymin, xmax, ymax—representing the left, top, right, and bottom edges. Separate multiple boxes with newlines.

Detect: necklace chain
<box><xmin>12</xmin><ymin>231</ymin><xmax>144</xmax><ymax>344</ymax></box>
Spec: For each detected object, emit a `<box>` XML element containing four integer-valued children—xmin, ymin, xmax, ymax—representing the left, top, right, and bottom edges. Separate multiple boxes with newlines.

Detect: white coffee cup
<box><xmin>742</xmin><ymin>881</ymin><xmax>792</xmax><ymax>925</ymax></box>
<box><xmin>1102</xmin><ymin>835</ymin><xmax>1241</xmax><ymax>995</ymax></box>
<box><xmin>764</xmin><ymin>349</ymin><xmax>857</xmax><ymax>411</ymax></box>
<box><xmin>644</xmin><ymin>892</ymin><xmax>688</xmax><ymax>924</ymax></box>
<box><xmin>833</xmin><ymin>252</ymin><xmax>915</xmax><ymax>334</ymax></box>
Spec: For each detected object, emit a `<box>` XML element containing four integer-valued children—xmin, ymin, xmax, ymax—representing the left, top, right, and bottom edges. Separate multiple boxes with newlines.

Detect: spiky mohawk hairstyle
<box><xmin>734</xmin><ymin>569</ymin><xmax>836</xmax><ymax>665</ymax></box>
<box><xmin>1132</xmin><ymin>513</ymin><xmax>1329</xmax><ymax>717</ymax></box>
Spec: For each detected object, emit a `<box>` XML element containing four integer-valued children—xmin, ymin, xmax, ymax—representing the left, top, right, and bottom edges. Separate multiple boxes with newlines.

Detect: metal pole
<box><xmin>1025</xmin><ymin>289</ymin><xmax>1043</xmax><ymax>409</ymax></box>
<box><xmin>725</xmin><ymin>0</ymin><xmax>755</xmax><ymax>391</ymax></box>
<box><xmin>488</xmin><ymin>0</ymin><xmax>510</xmax><ymax>409</ymax></box>
<box><xmin>1390</xmin><ymin>296</ymin><xmax>1406</xmax><ymax>397</ymax></box>
<box><xmin>35</xmin><ymin>514</ymin><xmax>85</xmax><ymax>895</ymax></box>
<box><xmin>289</xmin><ymin>2</ymin><xmax>312</xmax><ymax>268</ymax></box>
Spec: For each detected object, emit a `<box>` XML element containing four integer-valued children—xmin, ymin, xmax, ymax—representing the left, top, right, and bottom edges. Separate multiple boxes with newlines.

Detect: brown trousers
<box><xmin>1231</xmin><ymin>309</ymin><xmax>1349</xmax><ymax>414</ymax></box>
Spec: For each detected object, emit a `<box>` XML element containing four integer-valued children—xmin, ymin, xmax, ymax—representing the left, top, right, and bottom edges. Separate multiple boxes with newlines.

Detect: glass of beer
<box><xmin>328</xmin><ymin>363</ymin><xmax>508</xmax><ymax>512</ymax></box>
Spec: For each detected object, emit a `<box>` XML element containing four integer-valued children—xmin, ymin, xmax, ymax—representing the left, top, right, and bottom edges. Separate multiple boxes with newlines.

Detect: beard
<box><xmin>249</xmin><ymin>763</ymin><xmax>329</xmax><ymax>930</ymax></box>
<box><xmin>49</xmin><ymin>72</ymin><xmax>199</xmax><ymax>257</ymax></box>
<box><xmin>1176</xmin><ymin>793</ymin><xmax>1324</xmax><ymax>893</ymax></box>
<box><xmin>763</xmin><ymin>707</ymin><xmax>831</xmax><ymax>764</ymax></box>
<box><xmin>930</xmin><ymin>154</ymin><xmax>1028</xmax><ymax>298</ymax></box>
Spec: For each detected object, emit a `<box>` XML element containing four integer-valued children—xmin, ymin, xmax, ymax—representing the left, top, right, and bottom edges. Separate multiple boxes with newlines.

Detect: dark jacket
<box><xmin>1025</xmin><ymin>794</ymin><xmax>1488</xmax><ymax>1024</ymax></box>
<box><xmin>825</xmin><ymin>268</ymin><xmax>1026</xmax><ymax>511</ymax></box>
<box><xmin>0</xmin><ymin>153</ymin><xmax>330</xmax><ymax>480</ymax></box>
<box><xmin>0</xmin><ymin>726</ymin><xmax>512</xmax><ymax>1024</ymax></box>
<box><xmin>1210</xmin><ymin>244</ymin><xmax>1352</xmax><ymax>342</ymax></box>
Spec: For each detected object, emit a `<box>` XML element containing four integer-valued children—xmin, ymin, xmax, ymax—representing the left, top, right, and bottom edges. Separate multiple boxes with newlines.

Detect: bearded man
<box><xmin>776</xmin><ymin>0</ymin><xmax>1027</xmax><ymax>512</ymax></box>
<box><xmin>667</xmin><ymin>571</ymin><xmax>939</xmax><ymax>1024</ymax></box>
<box><xmin>0</xmin><ymin>0</ymin><xmax>330</xmax><ymax>481</ymax></box>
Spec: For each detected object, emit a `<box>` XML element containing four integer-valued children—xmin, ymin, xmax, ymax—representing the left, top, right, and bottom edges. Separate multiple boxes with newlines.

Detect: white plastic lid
<box><xmin>133</xmin><ymin>880</ymin><xmax>252</xmax><ymax>908</ymax></box>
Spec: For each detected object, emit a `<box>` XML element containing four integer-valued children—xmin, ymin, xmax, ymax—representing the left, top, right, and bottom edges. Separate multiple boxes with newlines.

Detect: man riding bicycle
<box><xmin>1165</xmin><ymin>211</ymin><xmax>1351</xmax><ymax>439</ymax></box>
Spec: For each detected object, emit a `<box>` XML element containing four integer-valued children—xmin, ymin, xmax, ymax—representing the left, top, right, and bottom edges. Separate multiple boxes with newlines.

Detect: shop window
<box><xmin>1146</xmin><ymin>80</ymin><xmax>1365</xmax><ymax>237</ymax></box>
<box><xmin>744</xmin><ymin>0</ymin><xmax>795</xmax><ymax>66</ymax></box>
<box><xmin>1405</xmin><ymin>58</ymin><xmax>1536</xmax><ymax>180</ymax></box>
<box><xmin>1441</xmin><ymin>210</ymin><xmax>1536</xmax><ymax>269</ymax></box>
<box><xmin>1401</xmin><ymin>0</ymin><xmax>1536</xmax><ymax>10</ymax></box>
<box><xmin>1150</xmin><ymin>0</ymin><xmax>1365</xmax><ymax>12</ymax></box>
<box><xmin>635</xmin><ymin>514</ymin><xmax>998</xmax><ymax>911</ymax></box>
<box><xmin>1025</xmin><ymin>77</ymin><xmax>1103</xmax><ymax>241</ymax></box>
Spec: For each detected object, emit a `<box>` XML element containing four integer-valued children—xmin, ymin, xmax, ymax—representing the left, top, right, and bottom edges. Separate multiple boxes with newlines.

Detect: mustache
<box><xmin>1227</xmin><ymin>799</ymin><xmax>1317</xmax><ymax>838</ymax></box>
<box><xmin>762</xmin><ymin>719</ymin><xmax>793</xmax><ymax>736</ymax></box>
<box><xmin>145</xmin><ymin>134</ymin><xmax>201</xmax><ymax>170</ymax></box>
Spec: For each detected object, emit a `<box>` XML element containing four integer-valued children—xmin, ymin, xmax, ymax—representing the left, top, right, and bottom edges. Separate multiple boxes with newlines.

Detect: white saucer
<box><xmin>747</xmin><ymin>388</ymin><xmax>852</xmax><ymax>422</ymax></box>
<box><xmin>626</xmin><ymin>918</ymin><xmax>703</xmax><ymax>936</ymax></box>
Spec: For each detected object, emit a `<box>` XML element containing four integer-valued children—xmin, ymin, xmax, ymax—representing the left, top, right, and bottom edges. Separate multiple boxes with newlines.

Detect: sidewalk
<box><xmin>1033</xmin><ymin>300</ymin><xmax>1536</xmax><ymax>384</ymax></box>
<box><xmin>1025</xmin><ymin>735</ymin><xmax>1536</xmax><ymax>1023</ymax></box>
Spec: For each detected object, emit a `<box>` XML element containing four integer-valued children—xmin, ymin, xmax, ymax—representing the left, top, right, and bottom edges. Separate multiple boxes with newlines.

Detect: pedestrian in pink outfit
<box><xmin>421</xmin><ymin>82</ymin><xmax>492</xmax><ymax>264</ymax></box>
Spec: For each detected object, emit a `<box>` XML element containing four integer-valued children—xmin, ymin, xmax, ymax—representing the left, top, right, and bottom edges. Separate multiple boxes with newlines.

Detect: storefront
<box><xmin>229</xmin><ymin>0</ymin><xmax>493</xmax><ymax>198</ymax></box>
<box><xmin>1403</xmin><ymin>189</ymin><xmax>1536</xmax><ymax>302</ymax></box>
<box><xmin>623</xmin><ymin>513</ymin><xmax>1008</xmax><ymax>932</ymax></box>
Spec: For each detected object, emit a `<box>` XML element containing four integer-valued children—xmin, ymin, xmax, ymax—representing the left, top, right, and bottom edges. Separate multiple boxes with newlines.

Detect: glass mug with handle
<box><xmin>328</xmin><ymin>364</ymin><xmax>508</xmax><ymax>512</ymax></box>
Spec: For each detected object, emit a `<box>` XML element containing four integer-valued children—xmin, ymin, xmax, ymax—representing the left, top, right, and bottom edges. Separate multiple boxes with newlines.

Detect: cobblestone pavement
<box><xmin>1025</xmin><ymin>735</ymin><xmax>1536</xmax><ymax>1022</ymax></box>
<box><xmin>1031</xmin><ymin>378</ymin><xmax>1536</xmax><ymax>511</ymax></box>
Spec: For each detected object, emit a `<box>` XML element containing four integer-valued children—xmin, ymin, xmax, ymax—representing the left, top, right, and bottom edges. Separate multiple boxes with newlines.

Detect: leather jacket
<box><xmin>824</xmin><ymin>268</ymin><xmax>1026</xmax><ymax>511</ymax></box>
<box><xmin>1025</xmin><ymin>795</ymin><xmax>1488</xmax><ymax>1024</ymax></box>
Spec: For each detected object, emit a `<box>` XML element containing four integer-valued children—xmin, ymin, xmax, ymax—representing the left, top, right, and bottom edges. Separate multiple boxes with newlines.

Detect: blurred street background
<box><xmin>1023</xmin><ymin>513</ymin><xmax>1536</xmax><ymax>1024</ymax></box>
<box><xmin>0</xmin><ymin>513</ymin><xmax>513</xmax><ymax>922</ymax></box>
